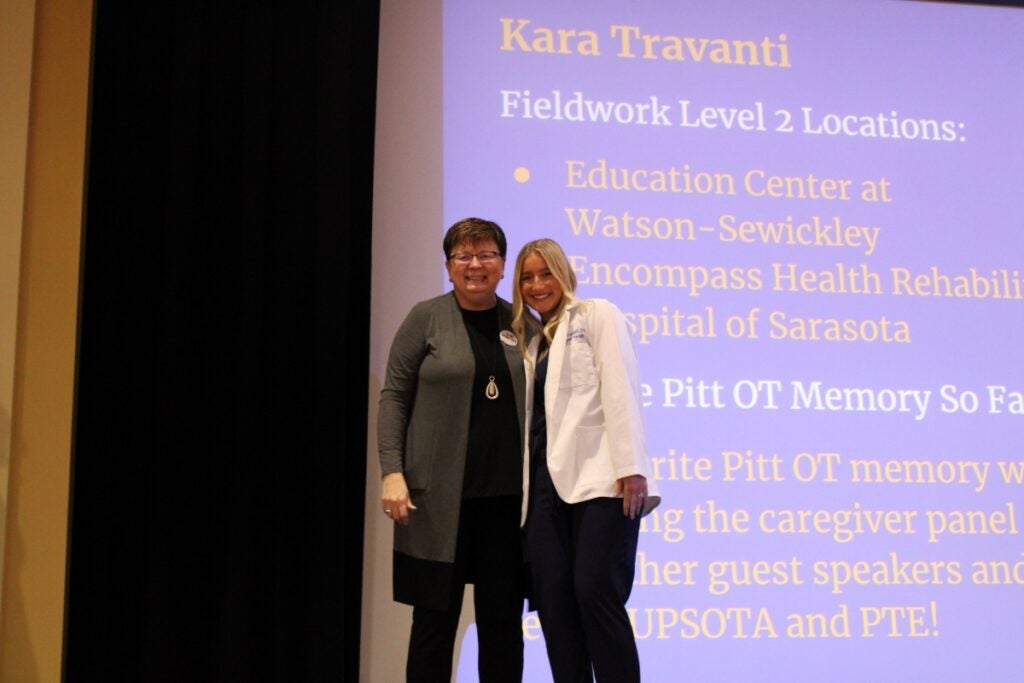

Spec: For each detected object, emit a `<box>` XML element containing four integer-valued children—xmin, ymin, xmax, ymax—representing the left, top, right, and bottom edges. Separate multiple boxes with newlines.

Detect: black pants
<box><xmin>525</xmin><ymin>458</ymin><xmax>641</xmax><ymax>683</ymax></box>
<box><xmin>406</xmin><ymin>495</ymin><xmax>524</xmax><ymax>683</ymax></box>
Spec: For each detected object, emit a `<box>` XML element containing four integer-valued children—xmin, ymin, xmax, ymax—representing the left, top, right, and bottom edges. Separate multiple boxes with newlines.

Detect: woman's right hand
<box><xmin>381</xmin><ymin>472</ymin><xmax>417</xmax><ymax>525</ymax></box>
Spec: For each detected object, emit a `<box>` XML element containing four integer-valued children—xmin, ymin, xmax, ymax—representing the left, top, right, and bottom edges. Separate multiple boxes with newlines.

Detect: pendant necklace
<box><xmin>484</xmin><ymin>306</ymin><xmax>500</xmax><ymax>400</ymax></box>
<box><xmin>485</xmin><ymin>374</ymin><xmax>499</xmax><ymax>400</ymax></box>
<box><xmin>468</xmin><ymin>306</ymin><xmax>501</xmax><ymax>401</ymax></box>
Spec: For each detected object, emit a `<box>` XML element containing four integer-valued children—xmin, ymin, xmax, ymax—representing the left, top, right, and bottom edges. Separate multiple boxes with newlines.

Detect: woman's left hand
<box><xmin>616</xmin><ymin>474</ymin><xmax>648</xmax><ymax>519</ymax></box>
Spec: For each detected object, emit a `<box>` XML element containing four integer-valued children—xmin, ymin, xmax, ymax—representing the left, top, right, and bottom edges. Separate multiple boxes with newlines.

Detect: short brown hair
<box><xmin>443</xmin><ymin>217</ymin><xmax>507</xmax><ymax>260</ymax></box>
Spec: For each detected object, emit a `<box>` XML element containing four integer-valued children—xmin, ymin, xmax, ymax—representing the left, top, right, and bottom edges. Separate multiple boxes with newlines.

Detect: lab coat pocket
<box><xmin>568</xmin><ymin>338</ymin><xmax>599</xmax><ymax>388</ymax></box>
<box><xmin>574</xmin><ymin>424</ymin><xmax>615</xmax><ymax>486</ymax></box>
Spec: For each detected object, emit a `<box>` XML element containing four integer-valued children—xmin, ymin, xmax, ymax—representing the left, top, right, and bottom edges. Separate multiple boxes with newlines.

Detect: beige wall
<box><xmin>0</xmin><ymin>0</ymin><xmax>37</xmax><ymax>625</ymax></box>
<box><xmin>0</xmin><ymin>0</ymin><xmax>93</xmax><ymax>679</ymax></box>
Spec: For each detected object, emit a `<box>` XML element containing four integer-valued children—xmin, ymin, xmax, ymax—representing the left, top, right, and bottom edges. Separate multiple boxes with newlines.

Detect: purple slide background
<box><xmin>443</xmin><ymin>1</ymin><xmax>1024</xmax><ymax>680</ymax></box>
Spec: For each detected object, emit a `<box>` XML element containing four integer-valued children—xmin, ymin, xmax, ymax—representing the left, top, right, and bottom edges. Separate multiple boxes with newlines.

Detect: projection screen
<box><xmin>366</xmin><ymin>1</ymin><xmax>1024</xmax><ymax>680</ymax></box>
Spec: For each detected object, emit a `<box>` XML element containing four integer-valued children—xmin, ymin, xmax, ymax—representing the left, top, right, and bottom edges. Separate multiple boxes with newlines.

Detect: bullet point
<box><xmin>514</xmin><ymin>167</ymin><xmax>531</xmax><ymax>183</ymax></box>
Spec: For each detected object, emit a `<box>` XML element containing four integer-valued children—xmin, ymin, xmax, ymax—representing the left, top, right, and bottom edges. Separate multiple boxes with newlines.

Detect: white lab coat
<box><xmin>521</xmin><ymin>298</ymin><xmax>661</xmax><ymax>525</ymax></box>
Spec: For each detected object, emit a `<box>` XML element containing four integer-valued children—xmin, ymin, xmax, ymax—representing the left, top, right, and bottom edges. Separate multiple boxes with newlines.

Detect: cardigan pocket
<box><xmin>404</xmin><ymin>422</ymin><xmax>438</xmax><ymax>490</ymax></box>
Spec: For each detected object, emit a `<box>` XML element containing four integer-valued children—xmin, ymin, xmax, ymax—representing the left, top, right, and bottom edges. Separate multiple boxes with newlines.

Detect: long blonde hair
<box><xmin>511</xmin><ymin>238</ymin><xmax>578</xmax><ymax>361</ymax></box>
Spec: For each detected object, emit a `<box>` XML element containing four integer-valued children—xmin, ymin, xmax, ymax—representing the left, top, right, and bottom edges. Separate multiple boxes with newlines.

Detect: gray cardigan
<box><xmin>378</xmin><ymin>292</ymin><xmax>529</xmax><ymax>608</ymax></box>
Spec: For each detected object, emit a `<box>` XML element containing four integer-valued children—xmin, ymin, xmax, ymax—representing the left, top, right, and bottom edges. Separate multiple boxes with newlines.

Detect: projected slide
<box><xmin>439</xmin><ymin>1</ymin><xmax>1024</xmax><ymax>681</ymax></box>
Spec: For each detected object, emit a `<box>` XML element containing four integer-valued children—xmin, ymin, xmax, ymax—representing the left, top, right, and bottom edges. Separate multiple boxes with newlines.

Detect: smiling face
<box><xmin>518</xmin><ymin>252</ymin><xmax>564</xmax><ymax>322</ymax></box>
<box><xmin>445</xmin><ymin>239</ymin><xmax>505</xmax><ymax>310</ymax></box>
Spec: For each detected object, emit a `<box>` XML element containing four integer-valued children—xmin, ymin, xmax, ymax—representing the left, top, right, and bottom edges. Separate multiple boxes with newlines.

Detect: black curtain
<box><xmin>65</xmin><ymin>2</ymin><xmax>378</xmax><ymax>680</ymax></box>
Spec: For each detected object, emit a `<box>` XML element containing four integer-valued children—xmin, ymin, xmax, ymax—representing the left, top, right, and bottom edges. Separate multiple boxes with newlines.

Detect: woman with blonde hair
<box><xmin>512</xmin><ymin>238</ymin><xmax>659</xmax><ymax>683</ymax></box>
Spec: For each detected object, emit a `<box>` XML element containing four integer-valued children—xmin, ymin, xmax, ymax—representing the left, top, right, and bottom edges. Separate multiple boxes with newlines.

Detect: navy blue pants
<box><xmin>525</xmin><ymin>458</ymin><xmax>641</xmax><ymax>683</ymax></box>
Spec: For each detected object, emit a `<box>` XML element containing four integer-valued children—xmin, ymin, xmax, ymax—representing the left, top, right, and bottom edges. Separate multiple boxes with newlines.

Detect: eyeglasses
<box><xmin>449</xmin><ymin>250</ymin><xmax>501</xmax><ymax>265</ymax></box>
